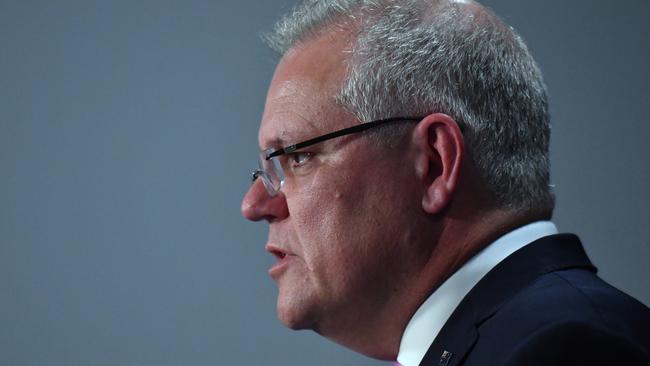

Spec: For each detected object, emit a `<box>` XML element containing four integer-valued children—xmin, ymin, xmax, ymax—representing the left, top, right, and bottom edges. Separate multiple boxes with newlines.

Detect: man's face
<box><xmin>241</xmin><ymin>32</ymin><xmax>424</xmax><ymax>336</ymax></box>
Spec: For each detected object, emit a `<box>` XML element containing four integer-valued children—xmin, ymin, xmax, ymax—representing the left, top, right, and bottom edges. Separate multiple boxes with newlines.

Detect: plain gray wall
<box><xmin>1</xmin><ymin>1</ymin><xmax>648</xmax><ymax>365</ymax></box>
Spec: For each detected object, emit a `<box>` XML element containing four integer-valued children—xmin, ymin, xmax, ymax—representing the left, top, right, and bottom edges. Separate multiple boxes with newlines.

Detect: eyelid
<box><xmin>290</xmin><ymin>151</ymin><xmax>312</xmax><ymax>162</ymax></box>
<box><xmin>282</xmin><ymin>151</ymin><xmax>314</xmax><ymax>169</ymax></box>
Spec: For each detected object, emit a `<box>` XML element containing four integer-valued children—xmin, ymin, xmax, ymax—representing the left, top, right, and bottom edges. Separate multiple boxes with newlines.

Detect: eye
<box><xmin>287</xmin><ymin>151</ymin><xmax>313</xmax><ymax>168</ymax></box>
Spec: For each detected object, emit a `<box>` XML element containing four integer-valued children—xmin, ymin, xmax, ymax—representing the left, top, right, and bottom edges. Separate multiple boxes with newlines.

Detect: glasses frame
<box><xmin>251</xmin><ymin>116</ymin><xmax>424</xmax><ymax>196</ymax></box>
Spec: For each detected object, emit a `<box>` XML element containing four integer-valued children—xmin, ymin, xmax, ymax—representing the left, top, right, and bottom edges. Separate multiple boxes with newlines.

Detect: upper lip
<box><xmin>265</xmin><ymin>243</ymin><xmax>294</xmax><ymax>259</ymax></box>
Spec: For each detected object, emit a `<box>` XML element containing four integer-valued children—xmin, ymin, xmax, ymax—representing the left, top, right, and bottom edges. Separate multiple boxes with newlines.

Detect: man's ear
<box><xmin>412</xmin><ymin>113</ymin><xmax>464</xmax><ymax>214</ymax></box>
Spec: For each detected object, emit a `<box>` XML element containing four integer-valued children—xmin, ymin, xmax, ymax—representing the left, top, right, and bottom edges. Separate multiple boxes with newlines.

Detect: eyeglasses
<box><xmin>251</xmin><ymin>116</ymin><xmax>423</xmax><ymax>196</ymax></box>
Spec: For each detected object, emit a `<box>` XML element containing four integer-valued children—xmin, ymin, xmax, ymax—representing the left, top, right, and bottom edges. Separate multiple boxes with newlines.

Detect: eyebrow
<box><xmin>261</xmin><ymin>115</ymin><xmax>322</xmax><ymax>150</ymax></box>
<box><xmin>262</xmin><ymin>137</ymin><xmax>289</xmax><ymax>153</ymax></box>
<box><xmin>263</xmin><ymin>128</ymin><xmax>306</xmax><ymax>148</ymax></box>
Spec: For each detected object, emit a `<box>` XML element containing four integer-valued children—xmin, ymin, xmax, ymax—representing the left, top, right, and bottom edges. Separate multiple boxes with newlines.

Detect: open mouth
<box><xmin>269</xmin><ymin>248</ymin><xmax>287</xmax><ymax>260</ymax></box>
<box><xmin>266</xmin><ymin>245</ymin><xmax>293</xmax><ymax>278</ymax></box>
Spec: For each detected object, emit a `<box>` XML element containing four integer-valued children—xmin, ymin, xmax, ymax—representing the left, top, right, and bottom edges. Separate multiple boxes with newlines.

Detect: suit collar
<box><xmin>398</xmin><ymin>221</ymin><xmax>558</xmax><ymax>366</ymax></box>
<box><xmin>419</xmin><ymin>234</ymin><xmax>596</xmax><ymax>366</ymax></box>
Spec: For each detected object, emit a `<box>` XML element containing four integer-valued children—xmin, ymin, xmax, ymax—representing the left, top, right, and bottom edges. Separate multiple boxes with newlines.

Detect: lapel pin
<box><xmin>439</xmin><ymin>350</ymin><xmax>453</xmax><ymax>366</ymax></box>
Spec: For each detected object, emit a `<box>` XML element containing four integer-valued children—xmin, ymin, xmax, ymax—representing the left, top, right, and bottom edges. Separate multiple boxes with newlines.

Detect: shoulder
<box><xmin>505</xmin><ymin>268</ymin><xmax>650</xmax><ymax>335</ymax></box>
<box><xmin>466</xmin><ymin>268</ymin><xmax>650</xmax><ymax>365</ymax></box>
<box><xmin>501</xmin><ymin>320</ymin><xmax>650</xmax><ymax>366</ymax></box>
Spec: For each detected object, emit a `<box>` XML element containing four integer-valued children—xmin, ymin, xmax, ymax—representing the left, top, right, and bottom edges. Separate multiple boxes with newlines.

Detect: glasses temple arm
<box><xmin>266</xmin><ymin>117</ymin><xmax>422</xmax><ymax>159</ymax></box>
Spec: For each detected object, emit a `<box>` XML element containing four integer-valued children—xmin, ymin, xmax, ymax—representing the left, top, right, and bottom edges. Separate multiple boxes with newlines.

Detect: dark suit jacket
<box><xmin>420</xmin><ymin>234</ymin><xmax>650</xmax><ymax>366</ymax></box>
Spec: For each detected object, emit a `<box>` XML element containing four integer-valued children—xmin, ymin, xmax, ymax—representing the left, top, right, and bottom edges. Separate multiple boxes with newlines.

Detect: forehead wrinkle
<box><xmin>261</xmin><ymin>110</ymin><xmax>322</xmax><ymax>148</ymax></box>
<box><xmin>260</xmin><ymin>78</ymin><xmax>336</xmax><ymax>149</ymax></box>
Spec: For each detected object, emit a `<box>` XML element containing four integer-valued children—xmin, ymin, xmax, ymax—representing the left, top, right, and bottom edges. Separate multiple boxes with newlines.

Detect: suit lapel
<box><xmin>418</xmin><ymin>234</ymin><xmax>596</xmax><ymax>366</ymax></box>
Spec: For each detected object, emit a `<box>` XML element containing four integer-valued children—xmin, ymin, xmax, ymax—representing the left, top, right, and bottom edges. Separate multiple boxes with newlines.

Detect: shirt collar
<box><xmin>396</xmin><ymin>221</ymin><xmax>558</xmax><ymax>366</ymax></box>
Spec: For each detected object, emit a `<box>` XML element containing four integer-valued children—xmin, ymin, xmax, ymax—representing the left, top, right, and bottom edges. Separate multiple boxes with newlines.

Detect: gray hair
<box><xmin>264</xmin><ymin>0</ymin><xmax>554</xmax><ymax>213</ymax></box>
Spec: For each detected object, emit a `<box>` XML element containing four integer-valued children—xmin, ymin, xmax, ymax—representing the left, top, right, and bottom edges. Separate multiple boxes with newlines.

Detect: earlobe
<box><xmin>412</xmin><ymin>114</ymin><xmax>464</xmax><ymax>214</ymax></box>
<box><xmin>422</xmin><ymin>180</ymin><xmax>451</xmax><ymax>213</ymax></box>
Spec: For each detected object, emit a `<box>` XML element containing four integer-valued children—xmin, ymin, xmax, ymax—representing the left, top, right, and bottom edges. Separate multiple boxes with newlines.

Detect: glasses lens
<box><xmin>258</xmin><ymin>151</ymin><xmax>284</xmax><ymax>195</ymax></box>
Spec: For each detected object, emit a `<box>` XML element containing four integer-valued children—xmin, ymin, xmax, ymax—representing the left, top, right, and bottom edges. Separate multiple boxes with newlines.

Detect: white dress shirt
<box><xmin>396</xmin><ymin>221</ymin><xmax>559</xmax><ymax>366</ymax></box>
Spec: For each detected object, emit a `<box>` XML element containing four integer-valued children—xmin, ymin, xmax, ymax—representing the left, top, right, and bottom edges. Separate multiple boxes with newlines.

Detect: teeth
<box><xmin>271</xmin><ymin>249</ymin><xmax>287</xmax><ymax>259</ymax></box>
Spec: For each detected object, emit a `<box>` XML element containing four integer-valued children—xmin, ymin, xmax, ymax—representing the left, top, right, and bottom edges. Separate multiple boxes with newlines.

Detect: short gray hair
<box><xmin>264</xmin><ymin>0</ymin><xmax>555</xmax><ymax>213</ymax></box>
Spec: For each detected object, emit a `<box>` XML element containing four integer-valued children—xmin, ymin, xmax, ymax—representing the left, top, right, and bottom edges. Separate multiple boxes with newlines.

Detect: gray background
<box><xmin>1</xmin><ymin>0</ymin><xmax>648</xmax><ymax>365</ymax></box>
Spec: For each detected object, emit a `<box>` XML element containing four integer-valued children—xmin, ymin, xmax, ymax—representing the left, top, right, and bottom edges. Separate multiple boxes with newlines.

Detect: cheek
<box><xmin>287</xmin><ymin>173</ymin><xmax>364</xmax><ymax>270</ymax></box>
<box><xmin>289</xmin><ymin>162</ymin><xmax>356</xmax><ymax>233</ymax></box>
<box><xmin>298</xmin><ymin>186</ymin><xmax>388</xmax><ymax>279</ymax></box>
<box><xmin>286</xmin><ymin>154</ymin><xmax>413</xmax><ymax>284</ymax></box>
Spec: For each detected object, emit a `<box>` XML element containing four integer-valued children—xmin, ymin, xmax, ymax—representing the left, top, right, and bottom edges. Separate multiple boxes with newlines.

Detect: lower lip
<box><xmin>268</xmin><ymin>254</ymin><xmax>295</xmax><ymax>278</ymax></box>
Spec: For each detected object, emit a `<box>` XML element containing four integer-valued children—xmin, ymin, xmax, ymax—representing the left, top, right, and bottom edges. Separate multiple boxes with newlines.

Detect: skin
<box><xmin>241</xmin><ymin>3</ymin><xmax>548</xmax><ymax>360</ymax></box>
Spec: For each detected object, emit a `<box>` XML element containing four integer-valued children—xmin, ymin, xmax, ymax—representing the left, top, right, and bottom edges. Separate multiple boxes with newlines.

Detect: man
<box><xmin>241</xmin><ymin>0</ymin><xmax>650</xmax><ymax>365</ymax></box>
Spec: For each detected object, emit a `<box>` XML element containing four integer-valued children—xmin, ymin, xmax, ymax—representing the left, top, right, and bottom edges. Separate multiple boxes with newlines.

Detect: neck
<box><xmin>319</xmin><ymin>303</ymin><xmax>414</xmax><ymax>360</ymax></box>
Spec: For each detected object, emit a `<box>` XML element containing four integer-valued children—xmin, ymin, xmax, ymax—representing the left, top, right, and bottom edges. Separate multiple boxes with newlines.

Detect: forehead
<box><xmin>259</xmin><ymin>29</ymin><xmax>354</xmax><ymax>148</ymax></box>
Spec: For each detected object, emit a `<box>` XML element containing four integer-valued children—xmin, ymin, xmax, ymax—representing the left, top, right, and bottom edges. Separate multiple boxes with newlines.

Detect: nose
<box><xmin>241</xmin><ymin>179</ymin><xmax>289</xmax><ymax>222</ymax></box>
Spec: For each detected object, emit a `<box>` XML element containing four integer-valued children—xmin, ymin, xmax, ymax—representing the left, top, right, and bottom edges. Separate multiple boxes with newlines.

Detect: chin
<box><xmin>276</xmin><ymin>296</ymin><xmax>318</xmax><ymax>331</ymax></box>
